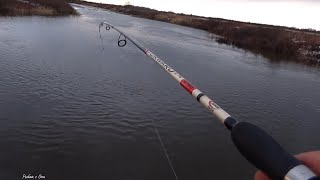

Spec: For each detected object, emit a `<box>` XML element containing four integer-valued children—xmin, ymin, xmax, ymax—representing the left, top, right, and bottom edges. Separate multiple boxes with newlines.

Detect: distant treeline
<box><xmin>74</xmin><ymin>1</ymin><xmax>320</xmax><ymax>65</ymax></box>
<box><xmin>0</xmin><ymin>0</ymin><xmax>77</xmax><ymax>16</ymax></box>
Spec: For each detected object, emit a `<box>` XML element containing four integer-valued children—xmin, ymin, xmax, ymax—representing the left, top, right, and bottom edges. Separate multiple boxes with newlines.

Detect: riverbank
<box><xmin>0</xmin><ymin>0</ymin><xmax>78</xmax><ymax>16</ymax></box>
<box><xmin>74</xmin><ymin>1</ymin><xmax>320</xmax><ymax>66</ymax></box>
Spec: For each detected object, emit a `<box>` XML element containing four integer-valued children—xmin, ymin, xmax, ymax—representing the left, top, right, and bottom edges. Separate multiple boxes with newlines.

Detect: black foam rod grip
<box><xmin>231</xmin><ymin>122</ymin><xmax>301</xmax><ymax>180</ymax></box>
<box><xmin>309</xmin><ymin>177</ymin><xmax>320</xmax><ymax>180</ymax></box>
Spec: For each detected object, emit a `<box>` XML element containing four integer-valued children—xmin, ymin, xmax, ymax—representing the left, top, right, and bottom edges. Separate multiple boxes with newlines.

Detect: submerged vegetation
<box><xmin>75</xmin><ymin>0</ymin><xmax>320</xmax><ymax>66</ymax></box>
<box><xmin>0</xmin><ymin>0</ymin><xmax>78</xmax><ymax>16</ymax></box>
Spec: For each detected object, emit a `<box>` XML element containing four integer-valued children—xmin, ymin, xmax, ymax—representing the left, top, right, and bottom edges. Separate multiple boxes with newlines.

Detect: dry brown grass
<box><xmin>31</xmin><ymin>6</ymin><xmax>55</xmax><ymax>16</ymax></box>
<box><xmin>71</xmin><ymin>0</ymin><xmax>320</xmax><ymax>65</ymax></box>
<box><xmin>0</xmin><ymin>0</ymin><xmax>77</xmax><ymax>16</ymax></box>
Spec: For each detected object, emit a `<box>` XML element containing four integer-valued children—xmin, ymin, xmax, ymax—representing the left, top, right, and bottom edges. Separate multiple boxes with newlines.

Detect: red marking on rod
<box><xmin>180</xmin><ymin>79</ymin><xmax>196</xmax><ymax>94</ymax></box>
<box><xmin>208</xmin><ymin>100</ymin><xmax>220</xmax><ymax>110</ymax></box>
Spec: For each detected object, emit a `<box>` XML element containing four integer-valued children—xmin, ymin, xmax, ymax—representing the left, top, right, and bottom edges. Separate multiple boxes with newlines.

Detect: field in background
<box><xmin>74</xmin><ymin>0</ymin><xmax>320</xmax><ymax>66</ymax></box>
<box><xmin>0</xmin><ymin>0</ymin><xmax>77</xmax><ymax>16</ymax></box>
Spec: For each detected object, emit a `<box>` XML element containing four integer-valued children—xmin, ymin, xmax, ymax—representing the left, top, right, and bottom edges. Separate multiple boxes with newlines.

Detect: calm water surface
<box><xmin>0</xmin><ymin>4</ymin><xmax>319</xmax><ymax>180</ymax></box>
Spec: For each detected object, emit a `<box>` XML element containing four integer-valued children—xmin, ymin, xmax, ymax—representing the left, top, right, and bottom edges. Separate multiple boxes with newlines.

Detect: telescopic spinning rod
<box><xmin>99</xmin><ymin>21</ymin><xmax>319</xmax><ymax>180</ymax></box>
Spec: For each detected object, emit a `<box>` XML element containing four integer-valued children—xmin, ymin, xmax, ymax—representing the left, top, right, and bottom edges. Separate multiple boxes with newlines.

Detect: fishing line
<box><xmin>99</xmin><ymin>22</ymin><xmax>179</xmax><ymax>180</ymax></box>
<box><xmin>98</xmin><ymin>23</ymin><xmax>105</xmax><ymax>50</ymax></box>
<box><xmin>99</xmin><ymin>23</ymin><xmax>127</xmax><ymax>49</ymax></box>
<box><xmin>98</xmin><ymin>21</ymin><xmax>319</xmax><ymax>180</ymax></box>
<box><xmin>151</xmin><ymin>119</ymin><xmax>179</xmax><ymax>180</ymax></box>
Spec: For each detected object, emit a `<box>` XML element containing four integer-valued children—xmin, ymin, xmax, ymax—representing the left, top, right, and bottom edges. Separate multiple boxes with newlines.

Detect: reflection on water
<box><xmin>0</xmin><ymin>4</ymin><xmax>319</xmax><ymax>180</ymax></box>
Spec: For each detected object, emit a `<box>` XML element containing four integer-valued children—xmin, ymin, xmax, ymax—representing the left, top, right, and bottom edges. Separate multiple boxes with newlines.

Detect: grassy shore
<box><xmin>76</xmin><ymin>1</ymin><xmax>320</xmax><ymax>66</ymax></box>
<box><xmin>0</xmin><ymin>0</ymin><xmax>78</xmax><ymax>16</ymax></box>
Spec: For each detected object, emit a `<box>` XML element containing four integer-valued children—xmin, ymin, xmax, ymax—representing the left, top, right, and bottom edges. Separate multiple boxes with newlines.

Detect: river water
<box><xmin>0</xmin><ymin>4</ymin><xmax>319</xmax><ymax>180</ymax></box>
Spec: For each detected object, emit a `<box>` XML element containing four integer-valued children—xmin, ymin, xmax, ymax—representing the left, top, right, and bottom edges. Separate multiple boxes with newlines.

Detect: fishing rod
<box><xmin>99</xmin><ymin>22</ymin><xmax>319</xmax><ymax>180</ymax></box>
